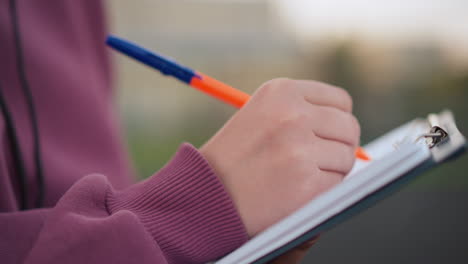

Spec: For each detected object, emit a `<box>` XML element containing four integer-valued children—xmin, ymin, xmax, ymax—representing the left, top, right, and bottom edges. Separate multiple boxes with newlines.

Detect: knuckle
<box><xmin>314</xmin><ymin>105</ymin><xmax>333</xmax><ymax>121</ymax></box>
<box><xmin>284</xmin><ymin>147</ymin><xmax>310</xmax><ymax>167</ymax></box>
<box><xmin>293</xmin><ymin>112</ymin><xmax>309</xmax><ymax>125</ymax></box>
<box><xmin>323</xmin><ymin>108</ymin><xmax>359</xmax><ymax>146</ymax></box>
<box><xmin>343</xmin><ymin>113</ymin><xmax>360</xmax><ymax>146</ymax></box>
<box><xmin>259</xmin><ymin>78</ymin><xmax>291</xmax><ymax>94</ymax></box>
<box><xmin>341</xmin><ymin>146</ymin><xmax>356</xmax><ymax>173</ymax></box>
<box><xmin>350</xmin><ymin>115</ymin><xmax>361</xmax><ymax>145</ymax></box>
<box><xmin>277</xmin><ymin>111</ymin><xmax>307</xmax><ymax>132</ymax></box>
<box><xmin>255</xmin><ymin>78</ymin><xmax>295</xmax><ymax>105</ymax></box>
<box><xmin>336</xmin><ymin>88</ymin><xmax>353</xmax><ymax>112</ymax></box>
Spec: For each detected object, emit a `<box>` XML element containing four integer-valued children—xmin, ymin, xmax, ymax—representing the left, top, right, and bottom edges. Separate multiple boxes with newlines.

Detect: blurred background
<box><xmin>108</xmin><ymin>0</ymin><xmax>468</xmax><ymax>263</ymax></box>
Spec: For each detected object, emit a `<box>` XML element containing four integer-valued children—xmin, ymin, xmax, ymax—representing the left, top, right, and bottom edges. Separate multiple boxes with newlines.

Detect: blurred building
<box><xmin>109</xmin><ymin>0</ymin><xmax>305</xmax><ymax>133</ymax></box>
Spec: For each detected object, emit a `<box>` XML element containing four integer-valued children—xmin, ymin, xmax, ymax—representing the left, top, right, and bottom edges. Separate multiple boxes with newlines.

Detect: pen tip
<box><xmin>356</xmin><ymin>147</ymin><xmax>371</xmax><ymax>161</ymax></box>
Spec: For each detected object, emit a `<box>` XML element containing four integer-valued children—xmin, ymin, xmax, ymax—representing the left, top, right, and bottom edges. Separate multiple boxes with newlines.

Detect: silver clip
<box><xmin>415</xmin><ymin>130</ymin><xmax>447</xmax><ymax>148</ymax></box>
<box><xmin>414</xmin><ymin>113</ymin><xmax>449</xmax><ymax>148</ymax></box>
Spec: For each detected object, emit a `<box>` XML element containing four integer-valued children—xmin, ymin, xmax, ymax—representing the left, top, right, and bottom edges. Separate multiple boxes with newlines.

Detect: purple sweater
<box><xmin>0</xmin><ymin>1</ymin><xmax>248</xmax><ymax>263</ymax></box>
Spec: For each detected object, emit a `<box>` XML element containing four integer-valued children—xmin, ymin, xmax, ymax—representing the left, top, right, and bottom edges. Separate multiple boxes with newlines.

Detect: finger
<box><xmin>312</xmin><ymin>138</ymin><xmax>356</xmax><ymax>175</ymax></box>
<box><xmin>307</xmin><ymin>104</ymin><xmax>360</xmax><ymax>147</ymax></box>
<box><xmin>315</xmin><ymin>169</ymin><xmax>345</xmax><ymax>193</ymax></box>
<box><xmin>295</xmin><ymin>80</ymin><xmax>353</xmax><ymax>112</ymax></box>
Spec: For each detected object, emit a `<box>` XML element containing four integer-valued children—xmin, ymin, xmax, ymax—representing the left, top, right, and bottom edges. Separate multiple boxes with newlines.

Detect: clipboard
<box><xmin>215</xmin><ymin>110</ymin><xmax>466</xmax><ymax>264</ymax></box>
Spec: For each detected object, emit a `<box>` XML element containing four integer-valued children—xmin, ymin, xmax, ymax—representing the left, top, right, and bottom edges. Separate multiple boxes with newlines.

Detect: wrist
<box><xmin>108</xmin><ymin>143</ymin><xmax>249</xmax><ymax>261</ymax></box>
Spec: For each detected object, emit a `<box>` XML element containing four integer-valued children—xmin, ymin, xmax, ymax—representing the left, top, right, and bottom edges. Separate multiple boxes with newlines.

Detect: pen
<box><xmin>106</xmin><ymin>35</ymin><xmax>371</xmax><ymax>161</ymax></box>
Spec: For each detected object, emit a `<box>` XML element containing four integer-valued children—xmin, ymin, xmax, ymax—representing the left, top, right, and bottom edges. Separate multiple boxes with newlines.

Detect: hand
<box><xmin>200</xmin><ymin>78</ymin><xmax>360</xmax><ymax>237</ymax></box>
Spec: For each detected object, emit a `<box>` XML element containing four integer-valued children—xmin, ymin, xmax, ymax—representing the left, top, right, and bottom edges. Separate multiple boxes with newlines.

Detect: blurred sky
<box><xmin>276</xmin><ymin>0</ymin><xmax>468</xmax><ymax>39</ymax></box>
<box><xmin>211</xmin><ymin>0</ymin><xmax>468</xmax><ymax>60</ymax></box>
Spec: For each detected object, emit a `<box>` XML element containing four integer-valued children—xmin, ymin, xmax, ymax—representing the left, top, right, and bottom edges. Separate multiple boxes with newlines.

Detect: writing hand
<box><xmin>201</xmin><ymin>79</ymin><xmax>360</xmax><ymax>236</ymax></box>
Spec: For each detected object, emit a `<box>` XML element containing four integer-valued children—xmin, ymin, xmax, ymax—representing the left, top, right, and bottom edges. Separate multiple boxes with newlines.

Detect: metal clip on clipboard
<box><xmin>418</xmin><ymin>112</ymin><xmax>449</xmax><ymax>148</ymax></box>
<box><xmin>419</xmin><ymin>110</ymin><xmax>467</xmax><ymax>162</ymax></box>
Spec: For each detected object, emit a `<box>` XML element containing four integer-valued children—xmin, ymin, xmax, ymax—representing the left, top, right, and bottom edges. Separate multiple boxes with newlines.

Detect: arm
<box><xmin>1</xmin><ymin>144</ymin><xmax>248</xmax><ymax>264</ymax></box>
<box><xmin>1</xmin><ymin>79</ymin><xmax>358</xmax><ymax>264</ymax></box>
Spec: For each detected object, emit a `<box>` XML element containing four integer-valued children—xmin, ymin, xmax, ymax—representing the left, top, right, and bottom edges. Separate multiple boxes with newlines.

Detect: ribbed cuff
<box><xmin>106</xmin><ymin>143</ymin><xmax>249</xmax><ymax>264</ymax></box>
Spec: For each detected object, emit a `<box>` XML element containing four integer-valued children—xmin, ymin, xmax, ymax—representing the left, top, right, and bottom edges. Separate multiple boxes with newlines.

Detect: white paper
<box><xmin>216</xmin><ymin>118</ymin><xmax>433</xmax><ymax>264</ymax></box>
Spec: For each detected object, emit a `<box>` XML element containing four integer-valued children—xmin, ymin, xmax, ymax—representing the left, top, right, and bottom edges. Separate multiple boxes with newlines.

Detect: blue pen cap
<box><xmin>106</xmin><ymin>35</ymin><xmax>197</xmax><ymax>84</ymax></box>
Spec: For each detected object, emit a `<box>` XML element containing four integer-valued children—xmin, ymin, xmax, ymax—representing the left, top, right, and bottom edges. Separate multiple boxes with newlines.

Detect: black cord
<box><xmin>9</xmin><ymin>0</ymin><xmax>45</xmax><ymax>208</ymax></box>
<box><xmin>0</xmin><ymin>84</ymin><xmax>28</xmax><ymax>210</ymax></box>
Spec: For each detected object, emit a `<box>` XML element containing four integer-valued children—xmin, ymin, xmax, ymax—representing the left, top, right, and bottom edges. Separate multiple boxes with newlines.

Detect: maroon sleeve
<box><xmin>0</xmin><ymin>144</ymin><xmax>249</xmax><ymax>264</ymax></box>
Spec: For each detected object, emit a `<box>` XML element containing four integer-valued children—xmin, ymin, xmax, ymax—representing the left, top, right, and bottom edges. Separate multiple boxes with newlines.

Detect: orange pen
<box><xmin>106</xmin><ymin>35</ymin><xmax>371</xmax><ymax>161</ymax></box>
